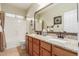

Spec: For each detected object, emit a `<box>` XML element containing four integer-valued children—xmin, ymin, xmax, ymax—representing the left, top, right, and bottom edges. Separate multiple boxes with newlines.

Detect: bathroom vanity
<box><xmin>25</xmin><ymin>34</ymin><xmax>78</xmax><ymax>56</ymax></box>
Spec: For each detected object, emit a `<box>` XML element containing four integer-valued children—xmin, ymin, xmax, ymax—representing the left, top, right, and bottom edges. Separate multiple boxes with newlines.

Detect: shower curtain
<box><xmin>4</xmin><ymin>15</ymin><xmax>26</xmax><ymax>49</ymax></box>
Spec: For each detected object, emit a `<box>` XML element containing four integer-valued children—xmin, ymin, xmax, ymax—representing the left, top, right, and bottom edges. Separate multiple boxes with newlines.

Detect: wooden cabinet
<box><xmin>40</xmin><ymin>47</ymin><xmax>51</xmax><ymax>56</ymax></box>
<box><xmin>28</xmin><ymin>37</ymin><xmax>33</xmax><ymax>55</ymax></box>
<box><xmin>33</xmin><ymin>38</ymin><xmax>40</xmax><ymax>56</ymax></box>
<box><xmin>40</xmin><ymin>41</ymin><xmax>52</xmax><ymax>52</ymax></box>
<box><xmin>33</xmin><ymin>51</ymin><xmax>39</xmax><ymax>56</ymax></box>
<box><xmin>40</xmin><ymin>41</ymin><xmax>52</xmax><ymax>56</ymax></box>
<box><xmin>52</xmin><ymin>45</ymin><xmax>55</xmax><ymax>56</ymax></box>
<box><xmin>26</xmin><ymin>36</ymin><xmax>77</xmax><ymax>56</ymax></box>
<box><xmin>28</xmin><ymin>42</ymin><xmax>32</xmax><ymax>55</ymax></box>
<box><xmin>26</xmin><ymin>36</ymin><xmax>29</xmax><ymax>53</ymax></box>
<box><xmin>52</xmin><ymin>45</ymin><xmax>77</xmax><ymax>56</ymax></box>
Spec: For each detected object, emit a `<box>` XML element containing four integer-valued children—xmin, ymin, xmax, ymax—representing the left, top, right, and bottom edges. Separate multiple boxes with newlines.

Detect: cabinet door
<box><xmin>64</xmin><ymin>9</ymin><xmax>78</xmax><ymax>33</ymax></box>
<box><xmin>33</xmin><ymin>39</ymin><xmax>40</xmax><ymax>55</ymax></box>
<box><xmin>52</xmin><ymin>45</ymin><xmax>55</xmax><ymax>56</ymax></box>
<box><xmin>28</xmin><ymin>41</ymin><xmax>32</xmax><ymax>55</ymax></box>
<box><xmin>26</xmin><ymin>36</ymin><xmax>29</xmax><ymax>53</ymax></box>
<box><xmin>40</xmin><ymin>48</ymin><xmax>51</xmax><ymax>56</ymax></box>
<box><xmin>53</xmin><ymin>46</ymin><xmax>77</xmax><ymax>56</ymax></box>
<box><xmin>28</xmin><ymin>37</ymin><xmax>33</xmax><ymax>55</ymax></box>
<box><xmin>33</xmin><ymin>44</ymin><xmax>39</xmax><ymax>55</ymax></box>
<box><xmin>40</xmin><ymin>41</ymin><xmax>51</xmax><ymax>52</ymax></box>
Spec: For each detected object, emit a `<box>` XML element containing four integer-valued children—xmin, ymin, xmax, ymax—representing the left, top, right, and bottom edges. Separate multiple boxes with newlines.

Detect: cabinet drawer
<box><xmin>33</xmin><ymin>51</ymin><xmax>39</xmax><ymax>56</ymax></box>
<box><xmin>40</xmin><ymin>41</ymin><xmax>51</xmax><ymax>52</ymax></box>
<box><xmin>53</xmin><ymin>46</ymin><xmax>77</xmax><ymax>56</ymax></box>
<box><xmin>29</xmin><ymin>37</ymin><xmax>32</xmax><ymax>42</ymax></box>
<box><xmin>33</xmin><ymin>44</ymin><xmax>40</xmax><ymax>54</ymax></box>
<box><xmin>40</xmin><ymin>48</ymin><xmax>51</xmax><ymax>56</ymax></box>
<box><xmin>33</xmin><ymin>38</ymin><xmax>39</xmax><ymax>45</ymax></box>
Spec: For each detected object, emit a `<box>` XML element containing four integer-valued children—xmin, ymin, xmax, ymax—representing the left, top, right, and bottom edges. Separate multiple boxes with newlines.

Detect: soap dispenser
<box><xmin>42</xmin><ymin>29</ymin><xmax>47</xmax><ymax>36</ymax></box>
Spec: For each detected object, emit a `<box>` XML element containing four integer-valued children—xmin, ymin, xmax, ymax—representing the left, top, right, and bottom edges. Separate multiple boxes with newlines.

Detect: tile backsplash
<box><xmin>48</xmin><ymin>33</ymin><xmax>77</xmax><ymax>40</ymax></box>
<box><xmin>65</xmin><ymin>35</ymin><xmax>77</xmax><ymax>40</ymax></box>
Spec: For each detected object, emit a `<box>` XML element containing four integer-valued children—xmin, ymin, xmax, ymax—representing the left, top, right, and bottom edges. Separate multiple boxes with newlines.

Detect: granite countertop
<box><xmin>26</xmin><ymin>34</ymin><xmax>78</xmax><ymax>53</ymax></box>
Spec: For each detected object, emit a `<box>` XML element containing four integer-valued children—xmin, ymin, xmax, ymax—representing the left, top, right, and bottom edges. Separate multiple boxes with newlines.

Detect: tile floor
<box><xmin>0</xmin><ymin>46</ymin><xmax>28</xmax><ymax>56</ymax></box>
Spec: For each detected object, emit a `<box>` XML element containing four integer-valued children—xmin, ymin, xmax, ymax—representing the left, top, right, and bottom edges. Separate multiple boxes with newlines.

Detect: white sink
<box><xmin>49</xmin><ymin>38</ymin><xmax>67</xmax><ymax>43</ymax></box>
<box><xmin>45</xmin><ymin>36</ymin><xmax>67</xmax><ymax>44</ymax></box>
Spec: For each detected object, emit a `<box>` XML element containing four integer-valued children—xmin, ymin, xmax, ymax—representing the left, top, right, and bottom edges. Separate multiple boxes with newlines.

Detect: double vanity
<box><xmin>25</xmin><ymin>34</ymin><xmax>78</xmax><ymax>56</ymax></box>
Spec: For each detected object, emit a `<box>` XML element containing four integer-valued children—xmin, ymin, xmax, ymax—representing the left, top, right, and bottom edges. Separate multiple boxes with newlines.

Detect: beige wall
<box><xmin>26</xmin><ymin>4</ymin><xmax>39</xmax><ymax>18</ymax></box>
<box><xmin>36</xmin><ymin>3</ymin><xmax>77</xmax><ymax>32</ymax></box>
<box><xmin>1</xmin><ymin>4</ymin><xmax>26</xmax><ymax>16</ymax></box>
<box><xmin>25</xmin><ymin>4</ymin><xmax>39</xmax><ymax>34</ymax></box>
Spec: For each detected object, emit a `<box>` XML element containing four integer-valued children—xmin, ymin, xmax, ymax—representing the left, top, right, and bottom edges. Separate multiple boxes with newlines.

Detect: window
<box><xmin>5</xmin><ymin>13</ymin><xmax>15</xmax><ymax>17</ymax></box>
<box><xmin>15</xmin><ymin>15</ymin><xmax>24</xmax><ymax>19</ymax></box>
<box><xmin>5</xmin><ymin>13</ymin><xmax>24</xmax><ymax>19</ymax></box>
<box><xmin>27</xmin><ymin>18</ymin><xmax>34</xmax><ymax>21</ymax></box>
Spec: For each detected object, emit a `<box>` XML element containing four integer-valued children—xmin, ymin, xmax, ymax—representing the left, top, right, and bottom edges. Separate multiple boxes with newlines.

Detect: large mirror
<box><xmin>34</xmin><ymin>3</ymin><xmax>77</xmax><ymax>34</ymax></box>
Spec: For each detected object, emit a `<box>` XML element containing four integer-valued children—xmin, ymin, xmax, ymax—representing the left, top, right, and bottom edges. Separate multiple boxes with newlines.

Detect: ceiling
<box><xmin>6</xmin><ymin>3</ymin><xmax>50</xmax><ymax>11</ymax></box>
<box><xmin>7</xmin><ymin>3</ymin><xmax>34</xmax><ymax>10</ymax></box>
<box><xmin>1</xmin><ymin>3</ymin><xmax>50</xmax><ymax>16</ymax></box>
